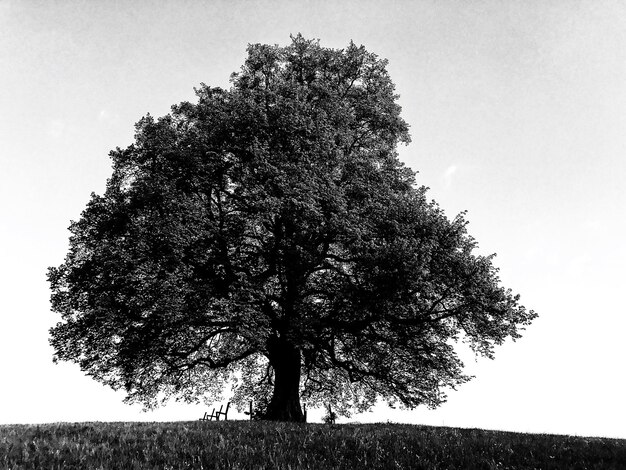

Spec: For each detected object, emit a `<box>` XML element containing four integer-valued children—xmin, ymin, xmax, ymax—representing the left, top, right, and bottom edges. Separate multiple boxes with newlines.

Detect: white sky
<box><xmin>1</xmin><ymin>0</ymin><xmax>625</xmax><ymax>439</ymax></box>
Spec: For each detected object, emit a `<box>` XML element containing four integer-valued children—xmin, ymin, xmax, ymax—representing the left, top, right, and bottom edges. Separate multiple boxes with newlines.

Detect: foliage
<box><xmin>48</xmin><ymin>34</ymin><xmax>537</xmax><ymax>420</ymax></box>
<box><xmin>1</xmin><ymin>421</ymin><xmax>624</xmax><ymax>470</ymax></box>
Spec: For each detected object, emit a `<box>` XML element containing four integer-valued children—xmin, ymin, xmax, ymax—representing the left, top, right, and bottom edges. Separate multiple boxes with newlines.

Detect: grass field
<box><xmin>1</xmin><ymin>420</ymin><xmax>624</xmax><ymax>469</ymax></box>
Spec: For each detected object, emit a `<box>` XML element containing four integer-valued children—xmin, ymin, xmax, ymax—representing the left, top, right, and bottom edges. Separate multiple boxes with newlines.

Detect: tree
<box><xmin>48</xmin><ymin>35</ymin><xmax>537</xmax><ymax>422</ymax></box>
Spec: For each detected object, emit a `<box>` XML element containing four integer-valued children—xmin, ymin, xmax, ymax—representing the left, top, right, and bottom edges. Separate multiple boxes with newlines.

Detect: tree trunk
<box><xmin>264</xmin><ymin>335</ymin><xmax>305</xmax><ymax>422</ymax></box>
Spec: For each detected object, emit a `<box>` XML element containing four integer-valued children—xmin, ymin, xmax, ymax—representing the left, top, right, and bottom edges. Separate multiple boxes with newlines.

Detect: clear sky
<box><xmin>1</xmin><ymin>0</ymin><xmax>625</xmax><ymax>439</ymax></box>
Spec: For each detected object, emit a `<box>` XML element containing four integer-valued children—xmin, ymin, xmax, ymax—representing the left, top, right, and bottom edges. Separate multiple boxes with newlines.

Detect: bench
<box><xmin>199</xmin><ymin>402</ymin><xmax>230</xmax><ymax>421</ymax></box>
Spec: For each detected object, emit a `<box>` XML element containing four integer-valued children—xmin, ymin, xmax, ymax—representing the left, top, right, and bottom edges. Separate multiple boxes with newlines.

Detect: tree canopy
<box><xmin>48</xmin><ymin>35</ymin><xmax>537</xmax><ymax>422</ymax></box>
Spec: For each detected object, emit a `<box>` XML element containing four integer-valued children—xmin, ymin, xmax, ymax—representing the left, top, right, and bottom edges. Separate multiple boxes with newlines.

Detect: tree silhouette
<box><xmin>48</xmin><ymin>35</ymin><xmax>537</xmax><ymax>422</ymax></box>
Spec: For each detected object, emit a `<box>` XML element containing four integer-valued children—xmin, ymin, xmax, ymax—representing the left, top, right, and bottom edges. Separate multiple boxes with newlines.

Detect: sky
<box><xmin>1</xmin><ymin>0</ymin><xmax>625</xmax><ymax>439</ymax></box>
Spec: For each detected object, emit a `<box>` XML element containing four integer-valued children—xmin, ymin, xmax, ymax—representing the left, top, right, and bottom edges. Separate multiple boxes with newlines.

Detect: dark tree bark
<box><xmin>264</xmin><ymin>335</ymin><xmax>305</xmax><ymax>422</ymax></box>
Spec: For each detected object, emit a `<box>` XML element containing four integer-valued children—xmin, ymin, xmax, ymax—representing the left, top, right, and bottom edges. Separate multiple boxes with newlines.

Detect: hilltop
<box><xmin>1</xmin><ymin>421</ymin><xmax>624</xmax><ymax>469</ymax></box>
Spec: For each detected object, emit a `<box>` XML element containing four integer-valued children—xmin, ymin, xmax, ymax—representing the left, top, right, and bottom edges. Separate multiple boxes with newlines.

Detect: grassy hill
<box><xmin>1</xmin><ymin>420</ymin><xmax>624</xmax><ymax>469</ymax></box>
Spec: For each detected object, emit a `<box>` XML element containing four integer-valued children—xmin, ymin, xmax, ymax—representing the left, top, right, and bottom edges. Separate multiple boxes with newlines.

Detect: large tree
<box><xmin>48</xmin><ymin>35</ymin><xmax>536</xmax><ymax>422</ymax></box>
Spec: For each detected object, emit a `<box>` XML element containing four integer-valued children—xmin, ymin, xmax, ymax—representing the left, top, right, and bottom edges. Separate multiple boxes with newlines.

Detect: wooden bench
<box><xmin>199</xmin><ymin>402</ymin><xmax>230</xmax><ymax>421</ymax></box>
